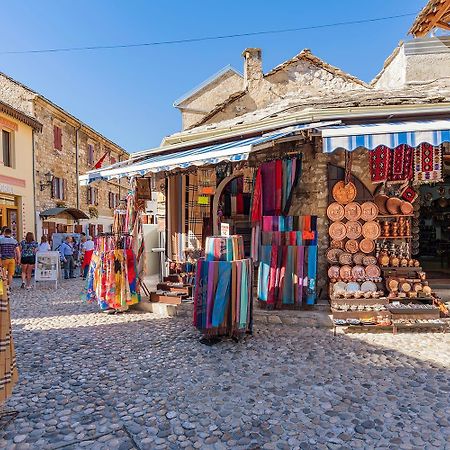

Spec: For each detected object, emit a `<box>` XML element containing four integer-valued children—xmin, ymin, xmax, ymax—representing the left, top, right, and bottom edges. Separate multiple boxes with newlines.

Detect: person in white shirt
<box><xmin>38</xmin><ymin>235</ymin><xmax>51</xmax><ymax>253</ymax></box>
<box><xmin>81</xmin><ymin>236</ymin><xmax>95</xmax><ymax>280</ymax></box>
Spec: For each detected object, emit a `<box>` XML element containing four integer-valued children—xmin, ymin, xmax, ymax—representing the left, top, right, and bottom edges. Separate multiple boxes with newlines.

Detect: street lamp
<box><xmin>40</xmin><ymin>171</ymin><xmax>53</xmax><ymax>191</ymax></box>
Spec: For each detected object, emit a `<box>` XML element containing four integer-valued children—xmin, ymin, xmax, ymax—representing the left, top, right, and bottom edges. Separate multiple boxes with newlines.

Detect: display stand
<box><xmin>34</xmin><ymin>251</ymin><xmax>61</xmax><ymax>290</ymax></box>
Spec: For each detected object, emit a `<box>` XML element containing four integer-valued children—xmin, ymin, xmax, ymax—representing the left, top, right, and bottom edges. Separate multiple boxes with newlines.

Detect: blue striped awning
<box><xmin>322</xmin><ymin>120</ymin><xmax>450</xmax><ymax>153</ymax></box>
<box><xmin>80</xmin><ymin>121</ymin><xmax>338</xmax><ymax>185</ymax></box>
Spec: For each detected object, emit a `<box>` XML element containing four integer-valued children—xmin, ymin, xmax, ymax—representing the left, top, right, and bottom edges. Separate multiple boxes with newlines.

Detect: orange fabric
<box><xmin>2</xmin><ymin>259</ymin><xmax>15</xmax><ymax>278</ymax></box>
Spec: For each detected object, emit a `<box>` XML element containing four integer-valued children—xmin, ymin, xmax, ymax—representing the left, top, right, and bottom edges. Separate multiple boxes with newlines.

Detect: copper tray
<box><xmin>362</xmin><ymin>221</ymin><xmax>381</xmax><ymax>239</ymax></box>
<box><xmin>400</xmin><ymin>201</ymin><xmax>413</xmax><ymax>215</ymax></box>
<box><xmin>374</xmin><ymin>194</ymin><xmax>389</xmax><ymax>215</ymax></box>
<box><xmin>352</xmin><ymin>265</ymin><xmax>366</xmax><ymax>279</ymax></box>
<box><xmin>327</xmin><ymin>202</ymin><xmax>345</xmax><ymax>221</ymax></box>
<box><xmin>365</xmin><ymin>264</ymin><xmax>381</xmax><ymax>278</ymax></box>
<box><xmin>344</xmin><ymin>202</ymin><xmax>362</xmax><ymax>221</ymax></box>
<box><xmin>360</xmin><ymin>238</ymin><xmax>375</xmax><ymax>254</ymax></box>
<box><xmin>386</xmin><ymin>197</ymin><xmax>402</xmax><ymax>215</ymax></box>
<box><xmin>353</xmin><ymin>252</ymin><xmax>365</xmax><ymax>265</ymax></box>
<box><xmin>345</xmin><ymin>239</ymin><xmax>359</xmax><ymax>254</ymax></box>
<box><xmin>362</xmin><ymin>255</ymin><xmax>377</xmax><ymax>266</ymax></box>
<box><xmin>339</xmin><ymin>265</ymin><xmax>353</xmax><ymax>280</ymax></box>
<box><xmin>332</xmin><ymin>181</ymin><xmax>357</xmax><ymax>205</ymax></box>
<box><xmin>339</xmin><ymin>252</ymin><xmax>353</xmax><ymax>265</ymax></box>
<box><xmin>326</xmin><ymin>248</ymin><xmax>343</xmax><ymax>264</ymax></box>
<box><xmin>328</xmin><ymin>266</ymin><xmax>340</xmax><ymax>279</ymax></box>
<box><xmin>345</xmin><ymin>221</ymin><xmax>362</xmax><ymax>240</ymax></box>
<box><xmin>360</xmin><ymin>201</ymin><xmax>379</xmax><ymax>221</ymax></box>
<box><xmin>329</xmin><ymin>222</ymin><xmax>347</xmax><ymax>240</ymax></box>
<box><xmin>330</xmin><ymin>240</ymin><xmax>344</xmax><ymax>249</ymax></box>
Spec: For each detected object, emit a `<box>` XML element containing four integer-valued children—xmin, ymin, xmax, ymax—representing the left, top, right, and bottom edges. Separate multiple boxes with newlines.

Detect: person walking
<box><xmin>38</xmin><ymin>235</ymin><xmax>51</xmax><ymax>252</ymax></box>
<box><xmin>0</xmin><ymin>228</ymin><xmax>20</xmax><ymax>287</ymax></box>
<box><xmin>59</xmin><ymin>236</ymin><xmax>75</xmax><ymax>280</ymax></box>
<box><xmin>19</xmin><ymin>232</ymin><xmax>38</xmax><ymax>289</ymax></box>
<box><xmin>81</xmin><ymin>236</ymin><xmax>95</xmax><ymax>280</ymax></box>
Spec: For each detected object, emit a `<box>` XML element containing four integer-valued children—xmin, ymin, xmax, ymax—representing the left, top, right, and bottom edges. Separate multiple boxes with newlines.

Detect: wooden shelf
<box><xmin>376</xmin><ymin>236</ymin><xmax>412</xmax><ymax>239</ymax></box>
<box><xmin>377</xmin><ymin>215</ymin><xmax>413</xmax><ymax>218</ymax></box>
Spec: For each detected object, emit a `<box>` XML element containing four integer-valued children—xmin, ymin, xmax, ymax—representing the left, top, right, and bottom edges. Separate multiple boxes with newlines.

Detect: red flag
<box><xmin>93</xmin><ymin>151</ymin><xmax>110</xmax><ymax>169</ymax></box>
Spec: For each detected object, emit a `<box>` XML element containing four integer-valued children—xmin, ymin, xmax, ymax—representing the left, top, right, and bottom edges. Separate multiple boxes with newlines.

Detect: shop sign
<box><xmin>0</xmin><ymin>183</ymin><xmax>14</xmax><ymax>194</ymax></box>
<box><xmin>35</xmin><ymin>251</ymin><xmax>60</xmax><ymax>286</ymax></box>
<box><xmin>221</xmin><ymin>223</ymin><xmax>230</xmax><ymax>237</ymax></box>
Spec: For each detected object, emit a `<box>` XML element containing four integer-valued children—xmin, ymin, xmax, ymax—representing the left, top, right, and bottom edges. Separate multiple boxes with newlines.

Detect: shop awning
<box><xmin>39</xmin><ymin>207</ymin><xmax>89</xmax><ymax>220</ymax></box>
<box><xmin>322</xmin><ymin>119</ymin><xmax>450</xmax><ymax>153</ymax></box>
<box><xmin>80</xmin><ymin>121</ymin><xmax>339</xmax><ymax>185</ymax></box>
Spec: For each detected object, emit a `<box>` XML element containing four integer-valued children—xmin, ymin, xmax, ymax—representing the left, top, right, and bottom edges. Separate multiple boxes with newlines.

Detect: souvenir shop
<box><xmin>321</xmin><ymin>121</ymin><xmax>450</xmax><ymax>332</ymax></box>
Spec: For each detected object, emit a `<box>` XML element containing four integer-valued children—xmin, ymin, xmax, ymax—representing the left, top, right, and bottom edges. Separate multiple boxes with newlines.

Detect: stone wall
<box><xmin>0</xmin><ymin>73</ymin><xmax>36</xmax><ymax>116</ymax></box>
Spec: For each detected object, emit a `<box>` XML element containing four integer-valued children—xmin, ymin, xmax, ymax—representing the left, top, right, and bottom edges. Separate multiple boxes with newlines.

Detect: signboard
<box><xmin>220</xmin><ymin>223</ymin><xmax>230</xmax><ymax>237</ymax></box>
<box><xmin>35</xmin><ymin>251</ymin><xmax>60</xmax><ymax>287</ymax></box>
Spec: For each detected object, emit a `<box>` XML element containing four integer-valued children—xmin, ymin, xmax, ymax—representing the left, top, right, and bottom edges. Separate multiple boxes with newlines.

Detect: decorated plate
<box><xmin>386</xmin><ymin>197</ymin><xmax>402</xmax><ymax>215</ymax></box>
<box><xmin>332</xmin><ymin>181</ymin><xmax>357</xmax><ymax>205</ymax></box>
<box><xmin>327</xmin><ymin>202</ymin><xmax>345</xmax><ymax>221</ymax></box>
<box><xmin>345</xmin><ymin>239</ymin><xmax>359</xmax><ymax>254</ymax></box>
<box><xmin>353</xmin><ymin>252</ymin><xmax>365</xmax><ymax>265</ymax></box>
<box><xmin>344</xmin><ymin>202</ymin><xmax>362</xmax><ymax>221</ymax></box>
<box><xmin>374</xmin><ymin>194</ymin><xmax>389</xmax><ymax>215</ymax></box>
<box><xmin>362</xmin><ymin>221</ymin><xmax>381</xmax><ymax>240</ymax></box>
<box><xmin>339</xmin><ymin>265</ymin><xmax>353</xmax><ymax>280</ymax></box>
<box><xmin>361</xmin><ymin>281</ymin><xmax>377</xmax><ymax>292</ymax></box>
<box><xmin>326</xmin><ymin>248</ymin><xmax>343</xmax><ymax>264</ymax></box>
<box><xmin>365</xmin><ymin>264</ymin><xmax>381</xmax><ymax>278</ymax></box>
<box><xmin>352</xmin><ymin>265</ymin><xmax>366</xmax><ymax>279</ymax></box>
<box><xmin>360</xmin><ymin>201</ymin><xmax>379</xmax><ymax>221</ymax></box>
<box><xmin>400</xmin><ymin>201</ymin><xmax>413</xmax><ymax>215</ymax></box>
<box><xmin>362</xmin><ymin>255</ymin><xmax>377</xmax><ymax>266</ymax></box>
<box><xmin>333</xmin><ymin>281</ymin><xmax>347</xmax><ymax>294</ymax></box>
<box><xmin>360</xmin><ymin>238</ymin><xmax>375</xmax><ymax>254</ymax></box>
<box><xmin>346</xmin><ymin>221</ymin><xmax>362</xmax><ymax>240</ymax></box>
<box><xmin>339</xmin><ymin>252</ymin><xmax>353</xmax><ymax>265</ymax></box>
<box><xmin>330</xmin><ymin>240</ymin><xmax>344</xmax><ymax>249</ymax></box>
<box><xmin>329</xmin><ymin>222</ymin><xmax>347</xmax><ymax>240</ymax></box>
<box><xmin>327</xmin><ymin>266</ymin><xmax>340</xmax><ymax>279</ymax></box>
<box><xmin>346</xmin><ymin>281</ymin><xmax>360</xmax><ymax>293</ymax></box>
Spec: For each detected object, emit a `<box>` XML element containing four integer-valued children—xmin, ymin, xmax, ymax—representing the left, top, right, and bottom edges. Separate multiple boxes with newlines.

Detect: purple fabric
<box><xmin>206</xmin><ymin>262</ymin><xmax>215</xmax><ymax>328</ymax></box>
<box><xmin>261</xmin><ymin>161</ymin><xmax>276</xmax><ymax>215</ymax></box>
<box><xmin>297</xmin><ymin>246</ymin><xmax>305</xmax><ymax>303</ymax></box>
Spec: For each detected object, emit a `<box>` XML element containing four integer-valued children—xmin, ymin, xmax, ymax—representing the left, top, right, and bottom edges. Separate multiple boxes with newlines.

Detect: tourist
<box><xmin>0</xmin><ymin>228</ymin><xmax>20</xmax><ymax>287</ymax></box>
<box><xmin>19</xmin><ymin>232</ymin><xmax>38</xmax><ymax>289</ymax></box>
<box><xmin>38</xmin><ymin>235</ymin><xmax>51</xmax><ymax>252</ymax></box>
<box><xmin>59</xmin><ymin>236</ymin><xmax>75</xmax><ymax>280</ymax></box>
<box><xmin>81</xmin><ymin>236</ymin><xmax>95</xmax><ymax>280</ymax></box>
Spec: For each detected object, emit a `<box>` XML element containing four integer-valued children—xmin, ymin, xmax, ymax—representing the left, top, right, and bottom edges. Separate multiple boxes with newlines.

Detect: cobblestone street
<box><xmin>0</xmin><ymin>279</ymin><xmax>449</xmax><ymax>450</ymax></box>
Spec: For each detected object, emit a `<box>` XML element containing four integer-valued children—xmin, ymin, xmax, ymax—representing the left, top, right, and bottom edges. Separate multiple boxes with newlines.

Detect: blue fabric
<box><xmin>211</xmin><ymin>261</ymin><xmax>231</xmax><ymax>327</ymax></box>
<box><xmin>239</xmin><ymin>261</ymin><xmax>249</xmax><ymax>328</ymax></box>
<box><xmin>257</xmin><ymin>246</ymin><xmax>271</xmax><ymax>302</ymax></box>
<box><xmin>306</xmin><ymin>245</ymin><xmax>318</xmax><ymax>305</ymax></box>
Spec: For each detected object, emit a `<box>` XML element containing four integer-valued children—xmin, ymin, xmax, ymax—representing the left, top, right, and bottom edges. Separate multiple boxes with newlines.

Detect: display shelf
<box><xmin>332</xmin><ymin>309</ymin><xmax>389</xmax><ymax>319</ymax></box>
<box><xmin>377</xmin><ymin>215</ymin><xmax>413</xmax><ymax>218</ymax></box>
<box><xmin>376</xmin><ymin>236</ymin><xmax>412</xmax><ymax>239</ymax></box>
<box><xmin>331</xmin><ymin>298</ymin><xmax>389</xmax><ymax>306</ymax></box>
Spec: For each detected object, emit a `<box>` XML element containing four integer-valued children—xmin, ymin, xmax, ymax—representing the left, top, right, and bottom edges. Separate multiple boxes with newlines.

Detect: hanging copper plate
<box><xmin>327</xmin><ymin>266</ymin><xmax>340</xmax><ymax>279</ymax></box>
<box><xmin>327</xmin><ymin>202</ymin><xmax>345</xmax><ymax>222</ymax></box>
<box><xmin>339</xmin><ymin>265</ymin><xmax>353</xmax><ymax>280</ymax></box>
<box><xmin>353</xmin><ymin>252</ymin><xmax>365</xmax><ymax>265</ymax></box>
<box><xmin>332</xmin><ymin>181</ymin><xmax>357</xmax><ymax>205</ymax></box>
<box><xmin>400</xmin><ymin>201</ymin><xmax>413</xmax><ymax>215</ymax></box>
<box><xmin>344</xmin><ymin>202</ymin><xmax>361</xmax><ymax>221</ymax></box>
<box><xmin>338</xmin><ymin>252</ymin><xmax>353</xmax><ymax>266</ymax></box>
<box><xmin>360</xmin><ymin>238</ymin><xmax>375</xmax><ymax>254</ymax></box>
<box><xmin>386</xmin><ymin>197</ymin><xmax>402</xmax><ymax>215</ymax></box>
<box><xmin>330</xmin><ymin>240</ymin><xmax>344</xmax><ymax>249</ymax></box>
<box><xmin>329</xmin><ymin>222</ymin><xmax>347</xmax><ymax>240</ymax></box>
<box><xmin>365</xmin><ymin>265</ymin><xmax>381</xmax><ymax>278</ymax></box>
<box><xmin>362</xmin><ymin>221</ymin><xmax>381</xmax><ymax>239</ymax></box>
<box><xmin>362</xmin><ymin>255</ymin><xmax>377</xmax><ymax>266</ymax></box>
<box><xmin>326</xmin><ymin>248</ymin><xmax>343</xmax><ymax>264</ymax></box>
<box><xmin>352</xmin><ymin>265</ymin><xmax>366</xmax><ymax>280</ymax></box>
<box><xmin>345</xmin><ymin>221</ymin><xmax>362</xmax><ymax>240</ymax></box>
<box><xmin>374</xmin><ymin>194</ymin><xmax>389</xmax><ymax>215</ymax></box>
<box><xmin>345</xmin><ymin>239</ymin><xmax>359</xmax><ymax>254</ymax></box>
<box><xmin>360</xmin><ymin>202</ymin><xmax>379</xmax><ymax>221</ymax></box>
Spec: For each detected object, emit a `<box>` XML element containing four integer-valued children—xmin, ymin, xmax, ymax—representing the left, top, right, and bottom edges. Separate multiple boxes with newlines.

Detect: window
<box><xmin>87</xmin><ymin>144</ymin><xmax>95</xmax><ymax>165</ymax></box>
<box><xmin>51</xmin><ymin>177</ymin><xmax>66</xmax><ymax>200</ymax></box>
<box><xmin>108</xmin><ymin>192</ymin><xmax>119</xmax><ymax>209</ymax></box>
<box><xmin>87</xmin><ymin>187</ymin><xmax>98</xmax><ymax>205</ymax></box>
<box><xmin>2</xmin><ymin>130</ymin><xmax>12</xmax><ymax>167</ymax></box>
<box><xmin>53</xmin><ymin>125</ymin><xmax>62</xmax><ymax>151</ymax></box>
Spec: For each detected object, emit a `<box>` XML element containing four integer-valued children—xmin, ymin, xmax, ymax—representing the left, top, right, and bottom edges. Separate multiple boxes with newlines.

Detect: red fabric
<box><xmin>251</xmin><ymin>169</ymin><xmax>262</xmax><ymax>224</ymax></box>
<box><xmin>275</xmin><ymin>160</ymin><xmax>283</xmax><ymax>215</ymax></box>
<box><xmin>267</xmin><ymin>245</ymin><xmax>278</xmax><ymax>305</ymax></box>
<box><xmin>369</xmin><ymin>145</ymin><xmax>390</xmax><ymax>183</ymax></box>
<box><xmin>81</xmin><ymin>249</ymin><xmax>93</xmax><ymax>269</ymax></box>
<box><xmin>389</xmin><ymin>144</ymin><xmax>413</xmax><ymax>182</ymax></box>
<box><xmin>236</xmin><ymin>193</ymin><xmax>244</xmax><ymax>214</ymax></box>
<box><xmin>93</xmin><ymin>151</ymin><xmax>110</xmax><ymax>169</ymax></box>
<box><xmin>401</xmin><ymin>186</ymin><xmax>418</xmax><ymax>203</ymax></box>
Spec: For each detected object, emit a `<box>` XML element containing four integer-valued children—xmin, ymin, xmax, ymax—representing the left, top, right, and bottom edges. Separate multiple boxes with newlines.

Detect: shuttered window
<box><xmin>2</xmin><ymin>130</ymin><xmax>12</xmax><ymax>167</ymax></box>
<box><xmin>87</xmin><ymin>187</ymin><xmax>98</xmax><ymax>205</ymax></box>
<box><xmin>108</xmin><ymin>192</ymin><xmax>119</xmax><ymax>208</ymax></box>
<box><xmin>51</xmin><ymin>177</ymin><xmax>66</xmax><ymax>200</ymax></box>
<box><xmin>53</xmin><ymin>125</ymin><xmax>62</xmax><ymax>151</ymax></box>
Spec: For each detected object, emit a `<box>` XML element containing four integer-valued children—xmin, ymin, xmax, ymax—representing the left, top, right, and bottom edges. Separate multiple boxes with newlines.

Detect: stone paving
<box><xmin>1</xmin><ymin>278</ymin><xmax>450</xmax><ymax>449</ymax></box>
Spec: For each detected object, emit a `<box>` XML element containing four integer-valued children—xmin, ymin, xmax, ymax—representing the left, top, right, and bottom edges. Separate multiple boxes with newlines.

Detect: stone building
<box><xmin>0</xmin><ymin>71</ymin><xmax>128</xmax><ymax>239</ymax></box>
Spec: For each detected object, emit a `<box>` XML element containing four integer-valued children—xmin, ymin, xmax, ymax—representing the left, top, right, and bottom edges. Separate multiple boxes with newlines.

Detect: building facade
<box><xmin>0</xmin><ymin>71</ymin><xmax>128</xmax><ymax>239</ymax></box>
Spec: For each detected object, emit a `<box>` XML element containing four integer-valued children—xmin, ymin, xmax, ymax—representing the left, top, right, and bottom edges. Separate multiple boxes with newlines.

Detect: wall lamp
<box><xmin>40</xmin><ymin>171</ymin><xmax>54</xmax><ymax>191</ymax></box>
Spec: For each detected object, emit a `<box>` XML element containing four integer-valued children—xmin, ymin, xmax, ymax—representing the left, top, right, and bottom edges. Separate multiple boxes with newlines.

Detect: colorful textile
<box><xmin>205</xmin><ymin>236</ymin><xmax>244</xmax><ymax>262</ymax></box>
<box><xmin>401</xmin><ymin>185</ymin><xmax>418</xmax><ymax>203</ymax></box>
<box><xmin>414</xmin><ymin>143</ymin><xmax>443</xmax><ymax>184</ymax></box>
<box><xmin>389</xmin><ymin>144</ymin><xmax>413</xmax><ymax>182</ymax></box>
<box><xmin>167</xmin><ymin>174</ymin><xmax>187</xmax><ymax>262</ymax></box>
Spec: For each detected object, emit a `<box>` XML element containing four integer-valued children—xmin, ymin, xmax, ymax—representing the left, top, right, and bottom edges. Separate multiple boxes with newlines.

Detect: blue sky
<box><xmin>1</xmin><ymin>1</ymin><xmax>425</xmax><ymax>152</ymax></box>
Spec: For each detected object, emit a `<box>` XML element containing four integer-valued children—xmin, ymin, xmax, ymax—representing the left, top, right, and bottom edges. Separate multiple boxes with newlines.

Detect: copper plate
<box><xmin>360</xmin><ymin>201</ymin><xmax>379</xmax><ymax>221</ymax></box>
<box><xmin>353</xmin><ymin>252</ymin><xmax>365</xmax><ymax>265</ymax></box>
<box><xmin>344</xmin><ymin>202</ymin><xmax>362</xmax><ymax>221</ymax></box>
<box><xmin>345</xmin><ymin>239</ymin><xmax>359</xmax><ymax>254</ymax></box>
<box><xmin>362</xmin><ymin>221</ymin><xmax>381</xmax><ymax>239</ymax></box>
<box><xmin>345</xmin><ymin>221</ymin><xmax>362</xmax><ymax>240</ymax></box>
<box><xmin>386</xmin><ymin>197</ymin><xmax>402</xmax><ymax>215</ymax></box>
<box><xmin>339</xmin><ymin>252</ymin><xmax>353</xmax><ymax>265</ymax></box>
<box><xmin>352</xmin><ymin>265</ymin><xmax>366</xmax><ymax>279</ymax></box>
<box><xmin>328</xmin><ymin>266</ymin><xmax>340</xmax><ymax>279</ymax></box>
<box><xmin>339</xmin><ymin>265</ymin><xmax>353</xmax><ymax>280</ymax></box>
<box><xmin>326</xmin><ymin>248</ymin><xmax>343</xmax><ymax>264</ymax></box>
<box><xmin>365</xmin><ymin>264</ymin><xmax>381</xmax><ymax>278</ymax></box>
<box><xmin>374</xmin><ymin>194</ymin><xmax>389</xmax><ymax>215</ymax></box>
<box><xmin>332</xmin><ymin>181</ymin><xmax>357</xmax><ymax>205</ymax></box>
<box><xmin>329</xmin><ymin>222</ymin><xmax>347</xmax><ymax>240</ymax></box>
<box><xmin>327</xmin><ymin>202</ymin><xmax>345</xmax><ymax>221</ymax></box>
<box><xmin>362</xmin><ymin>255</ymin><xmax>377</xmax><ymax>266</ymax></box>
<box><xmin>360</xmin><ymin>238</ymin><xmax>375</xmax><ymax>254</ymax></box>
<box><xmin>400</xmin><ymin>201</ymin><xmax>413</xmax><ymax>215</ymax></box>
<box><xmin>330</xmin><ymin>240</ymin><xmax>344</xmax><ymax>249</ymax></box>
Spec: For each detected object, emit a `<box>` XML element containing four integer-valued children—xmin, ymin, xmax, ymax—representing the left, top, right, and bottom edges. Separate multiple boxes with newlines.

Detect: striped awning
<box><xmin>322</xmin><ymin>120</ymin><xmax>450</xmax><ymax>153</ymax></box>
<box><xmin>80</xmin><ymin>121</ymin><xmax>338</xmax><ymax>185</ymax></box>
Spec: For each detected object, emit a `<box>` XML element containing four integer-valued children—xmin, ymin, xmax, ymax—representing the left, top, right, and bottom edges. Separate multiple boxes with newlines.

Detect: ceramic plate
<box><xmin>346</xmin><ymin>282</ymin><xmax>360</xmax><ymax>293</ymax></box>
<box><xmin>361</xmin><ymin>281</ymin><xmax>377</xmax><ymax>292</ymax></box>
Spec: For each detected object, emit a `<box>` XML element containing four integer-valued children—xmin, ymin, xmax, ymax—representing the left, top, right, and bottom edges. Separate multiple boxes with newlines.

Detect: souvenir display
<box><xmin>339</xmin><ymin>265</ymin><xmax>352</xmax><ymax>280</ymax></box>
<box><xmin>330</xmin><ymin>240</ymin><xmax>344</xmax><ymax>249</ymax></box>
<box><xmin>327</xmin><ymin>203</ymin><xmax>345</xmax><ymax>222</ymax></box>
<box><xmin>344</xmin><ymin>202</ymin><xmax>362</xmax><ymax>221</ymax></box>
<box><xmin>345</xmin><ymin>239</ymin><xmax>359</xmax><ymax>254</ymax></box>
<box><xmin>328</xmin><ymin>266</ymin><xmax>340</xmax><ymax>279</ymax></box>
<box><xmin>414</xmin><ymin>143</ymin><xmax>443</xmax><ymax>184</ymax></box>
<box><xmin>204</xmin><ymin>235</ymin><xmax>244</xmax><ymax>262</ymax></box>
<box><xmin>362</xmin><ymin>221</ymin><xmax>381</xmax><ymax>240</ymax></box>
<box><xmin>365</xmin><ymin>265</ymin><xmax>381</xmax><ymax>278</ymax></box>
<box><xmin>338</xmin><ymin>252</ymin><xmax>353</xmax><ymax>265</ymax></box>
<box><xmin>345</xmin><ymin>221</ymin><xmax>362</xmax><ymax>240</ymax></box>
<box><xmin>326</xmin><ymin>248</ymin><xmax>343</xmax><ymax>264</ymax></box>
<box><xmin>360</xmin><ymin>202</ymin><xmax>379</xmax><ymax>221</ymax></box>
<box><xmin>361</xmin><ymin>281</ymin><xmax>377</xmax><ymax>292</ymax></box>
<box><xmin>351</xmin><ymin>265</ymin><xmax>365</xmax><ymax>280</ymax></box>
<box><xmin>353</xmin><ymin>253</ymin><xmax>365</xmax><ymax>265</ymax></box>
<box><xmin>332</xmin><ymin>181</ymin><xmax>357</xmax><ymax>205</ymax></box>
<box><xmin>329</xmin><ymin>222</ymin><xmax>347</xmax><ymax>240</ymax></box>
<box><xmin>359</xmin><ymin>238</ymin><xmax>375</xmax><ymax>254</ymax></box>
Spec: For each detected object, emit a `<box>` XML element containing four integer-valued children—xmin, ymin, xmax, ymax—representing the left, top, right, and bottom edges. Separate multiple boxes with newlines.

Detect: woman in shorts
<box><xmin>20</xmin><ymin>232</ymin><xmax>38</xmax><ymax>289</ymax></box>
